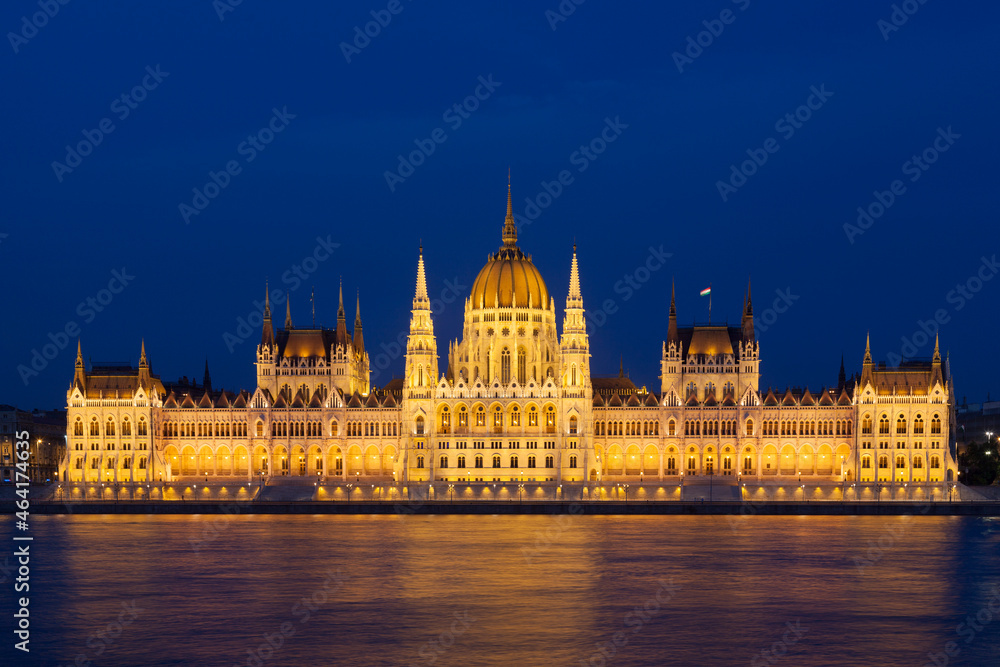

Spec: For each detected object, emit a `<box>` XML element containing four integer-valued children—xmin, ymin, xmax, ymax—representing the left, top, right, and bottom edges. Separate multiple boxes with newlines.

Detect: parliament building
<box><xmin>59</xmin><ymin>187</ymin><xmax>959</xmax><ymax>500</ymax></box>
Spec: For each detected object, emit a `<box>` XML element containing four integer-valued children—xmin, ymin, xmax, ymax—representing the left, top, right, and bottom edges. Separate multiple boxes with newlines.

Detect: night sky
<box><xmin>3</xmin><ymin>1</ymin><xmax>998</xmax><ymax>410</ymax></box>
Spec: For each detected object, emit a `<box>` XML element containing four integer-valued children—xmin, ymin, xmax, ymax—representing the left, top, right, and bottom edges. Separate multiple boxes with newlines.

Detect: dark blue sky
<box><xmin>3</xmin><ymin>1</ymin><xmax>998</xmax><ymax>409</ymax></box>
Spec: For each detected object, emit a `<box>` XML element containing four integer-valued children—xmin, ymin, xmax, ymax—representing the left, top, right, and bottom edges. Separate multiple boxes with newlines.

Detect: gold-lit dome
<box><xmin>469</xmin><ymin>186</ymin><xmax>550</xmax><ymax>310</ymax></box>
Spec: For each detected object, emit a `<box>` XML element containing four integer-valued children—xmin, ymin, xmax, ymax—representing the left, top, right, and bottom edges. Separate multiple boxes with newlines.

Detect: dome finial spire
<box><xmin>502</xmin><ymin>171</ymin><xmax>517</xmax><ymax>246</ymax></box>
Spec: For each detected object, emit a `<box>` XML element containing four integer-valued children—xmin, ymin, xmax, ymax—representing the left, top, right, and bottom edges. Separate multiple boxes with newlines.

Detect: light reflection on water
<box><xmin>3</xmin><ymin>515</ymin><xmax>999</xmax><ymax>666</ymax></box>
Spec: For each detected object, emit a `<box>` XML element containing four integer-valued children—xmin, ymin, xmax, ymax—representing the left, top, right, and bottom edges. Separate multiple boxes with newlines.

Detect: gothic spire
<box><xmin>139</xmin><ymin>339</ymin><xmax>148</xmax><ymax>367</ymax></box>
<box><xmin>502</xmin><ymin>175</ymin><xmax>517</xmax><ymax>247</ymax></box>
<box><xmin>336</xmin><ymin>278</ymin><xmax>350</xmax><ymax>349</ymax></box>
<box><xmin>354</xmin><ymin>290</ymin><xmax>365</xmax><ymax>354</ymax></box>
<box><xmin>414</xmin><ymin>245</ymin><xmax>429</xmax><ymax>307</ymax></box>
<box><xmin>567</xmin><ymin>243</ymin><xmax>582</xmax><ymax>305</ymax></box>
<box><xmin>838</xmin><ymin>354</ymin><xmax>846</xmax><ymax>390</ymax></box>
<box><xmin>667</xmin><ymin>279</ymin><xmax>678</xmax><ymax>343</ymax></box>
<box><xmin>285</xmin><ymin>294</ymin><xmax>293</xmax><ymax>329</ymax></box>
<box><xmin>261</xmin><ymin>286</ymin><xmax>274</xmax><ymax>347</ymax></box>
<box><xmin>742</xmin><ymin>277</ymin><xmax>754</xmax><ymax>341</ymax></box>
<box><xmin>931</xmin><ymin>333</ymin><xmax>943</xmax><ymax>385</ymax></box>
<box><xmin>73</xmin><ymin>340</ymin><xmax>87</xmax><ymax>390</ymax></box>
<box><xmin>203</xmin><ymin>359</ymin><xmax>212</xmax><ymax>393</ymax></box>
<box><xmin>861</xmin><ymin>332</ymin><xmax>873</xmax><ymax>387</ymax></box>
<box><xmin>338</xmin><ymin>277</ymin><xmax>345</xmax><ymax>320</ymax></box>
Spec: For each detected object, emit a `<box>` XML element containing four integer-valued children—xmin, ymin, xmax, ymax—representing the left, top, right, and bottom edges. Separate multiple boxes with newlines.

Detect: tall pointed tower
<box><xmin>352</xmin><ymin>292</ymin><xmax>370</xmax><ymax>395</ymax></box>
<box><xmin>402</xmin><ymin>245</ymin><xmax>439</xmax><ymax>481</ymax></box>
<box><xmin>138</xmin><ymin>340</ymin><xmax>152</xmax><ymax>390</ymax></box>
<box><xmin>861</xmin><ymin>332</ymin><xmax>873</xmax><ymax>388</ymax></box>
<box><xmin>739</xmin><ymin>278</ymin><xmax>760</xmax><ymax>395</ymax></box>
<box><xmin>559</xmin><ymin>244</ymin><xmax>594</xmax><ymax>482</ymax></box>
<box><xmin>660</xmin><ymin>281</ymin><xmax>682</xmax><ymax>399</ymax></box>
<box><xmin>74</xmin><ymin>339</ymin><xmax>87</xmax><ymax>392</ymax></box>
<box><xmin>256</xmin><ymin>287</ymin><xmax>276</xmax><ymax>392</ymax></box>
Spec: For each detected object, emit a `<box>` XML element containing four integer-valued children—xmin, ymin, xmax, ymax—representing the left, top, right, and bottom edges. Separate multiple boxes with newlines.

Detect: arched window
<box><xmin>138</xmin><ymin>418</ymin><xmax>148</xmax><ymax>436</ymax></box>
<box><xmin>106</xmin><ymin>417</ymin><xmax>116</xmax><ymax>436</ymax></box>
<box><xmin>501</xmin><ymin>348</ymin><xmax>511</xmax><ymax>385</ymax></box>
<box><xmin>74</xmin><ymin>418</ymin><xmax>84</xmax><ymax>436</ymax></box>
<box><xmin>879</xmin><ymin>415</ymin><xmax>890</xmax><ymax>434</ymax></box>
<box><xmin>668</xmin><ymin>419</ymin><xmax>676</xmax><ymax>436</ymax></box>
<box><xmin>862</xmin><ymin>414</ymin><xmax>872</xmax><ymax>434</ymax></box>
<box><xmin>416</xmin><ymin>456</ymin><xmax>425</xmax><ymax>469</ymax></box>
<box><xmin>528</xmin><ymin>455</ymin><xmax>536</xmax><ymax>468</ymax></box>
<box><xmin>518</xmin><ymin>348</ymin><xmax>527</xmax><ymax>385</ymax></box>
<box><xmin>510</xmin><ymin>455</ymin><xmax>519</xmax><ymax>468</ymax></box>
<box><xmin>545</xmin><ymin>406</ymin><xmax>556</xmax><ymax>433</ymax></box>
<box><xmin>492</xmin><ymin>455</ymin><xmax>501</xmax><ymax>468</ymax></box>
<box><xmin>457</xmin><ymin>455</ymin><xmax>466</xmax><ymax>468</ymax></box>
<box><xmin>439</xmin><ymin>455</ymin><xmax>448</xmax><ymax>468</ymax></box>
<box><xmin>862</xmin><ymin>456</ymin><xmax>871</xmax><ymax>469</ymax></box>
<box><xmin>510</xmin><ymin>406</ymin><xmax>521</xmax><ymax>428</ymax></box>
<box><xmin>895</xmin><ymin>455</ymin><xmax>906</xmax><ymax>469</ymax></box>
<box><xmin>569</xmin><ymin>416</ymin><xmax>578</xmax><ymax>435</ymax></box>
<box><xmin>528</xmin><ymin>406</ymin><xmax>538</xmax><ymax>428</ymax></box>
<box><xmin>493</xmin><ymin>407</ymin><xmax>503</xmax><ymax>432</ymax></box>
<box><xmin>545</xmin><ymin>455</ymin><xmax>553</xmax><ymax>468</ymax></box>
<box><xmin>569</xmin><ymin>455</ymin><xmax>577</xmax><ymax>468</ymax></box>
<box><xmin>415</xmin><ymin>416</ymin><xmax>425</xmax><ymax>435</ymax></box>
<box><xmin>475</xmin><ymin>455</ymin><xmax>483</xmax><ymax>468</ymax></box>
<box><xmin>896</xmin><ymin>414</ymin><xmax>907</xmax><ymax>435</ymax></box>
<box><xmin>440</xmin><ymin>407</ymin><xmax>451</xmax><ymax>432</ymax></box>
<box><xmin>931</xmin><ymin>414</ymin><xmax>941</xmax><ymax>434</ymax></box>
<box><xmin>476</xmin><ymin>406</ymin><xmax>486</xmax><ymax>427</ymax></box>
<box><xmin>913</xmin><ymin>414</ymin><xmax>924</xmax><ymax>435</ymax></box>
<box><xmin>745</xmin><ymin>419</ymin><xmax>754</xmax><ymax>436</ymax></box>
<box><xmin>121</xmin><ymin>417</ymin><xmax>131</xmax><ymax>436</ymax></box>
<box><xmin>458</xmin><ymin>406</ymin><xmax>468</xmax><ymax>429</ymax></box>
<box><xmin>878</xmin><ymin>456</ymin><xmax>888</xmax><ymax>469</ymax></box>
<box><xmin>256</xmin><ymin>420</ymin><xmax>264</xmax><ymax>437</ymax></box>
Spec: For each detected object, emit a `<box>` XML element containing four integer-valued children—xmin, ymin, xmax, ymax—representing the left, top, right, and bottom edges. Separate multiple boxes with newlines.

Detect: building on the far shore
<box><xmin>955</xmin><ymin>397</ymin><xmax>1000</xmax><ymax>452</ymax></box>
<box><xmin>0</xmin><ymin>405</ymin><xmax>66</xmax><ymax>484</ymax></box>
<box><xmin>57</xmin><ymin>184</ymin><xmax>961</xmax><ymax>500</ymax></box>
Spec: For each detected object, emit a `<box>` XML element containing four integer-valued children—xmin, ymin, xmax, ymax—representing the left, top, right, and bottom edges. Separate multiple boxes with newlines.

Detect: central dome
<box><xmin>469</xmin><ymin>185</ymin><xmax>550</xmax><ymax>310</ymax></box>
<box><xmin>470</xmin><ymin>246</ymin><xmax>549</xmax><ymax>309</ymax></box>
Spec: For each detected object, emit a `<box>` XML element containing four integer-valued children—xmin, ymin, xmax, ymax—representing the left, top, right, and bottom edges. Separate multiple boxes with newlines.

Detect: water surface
<box><xmin>2</xmin><ymin>515</ymin><xmax>998</xmax><ymax>666</ymax></box>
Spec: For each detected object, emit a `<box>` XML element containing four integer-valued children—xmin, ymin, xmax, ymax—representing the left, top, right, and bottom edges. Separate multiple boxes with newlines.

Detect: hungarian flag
<box><xmin>700</xmin><ymin>287</ymin><xmax>711</xmax><ymax>297</ymax></box>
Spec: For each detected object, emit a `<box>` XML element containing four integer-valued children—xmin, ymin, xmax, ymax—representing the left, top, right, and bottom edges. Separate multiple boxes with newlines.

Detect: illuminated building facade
<box><xmin>59</xmin><ymin>186</ymin><xmax>958</xmax><ymax>495</ymax></box>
